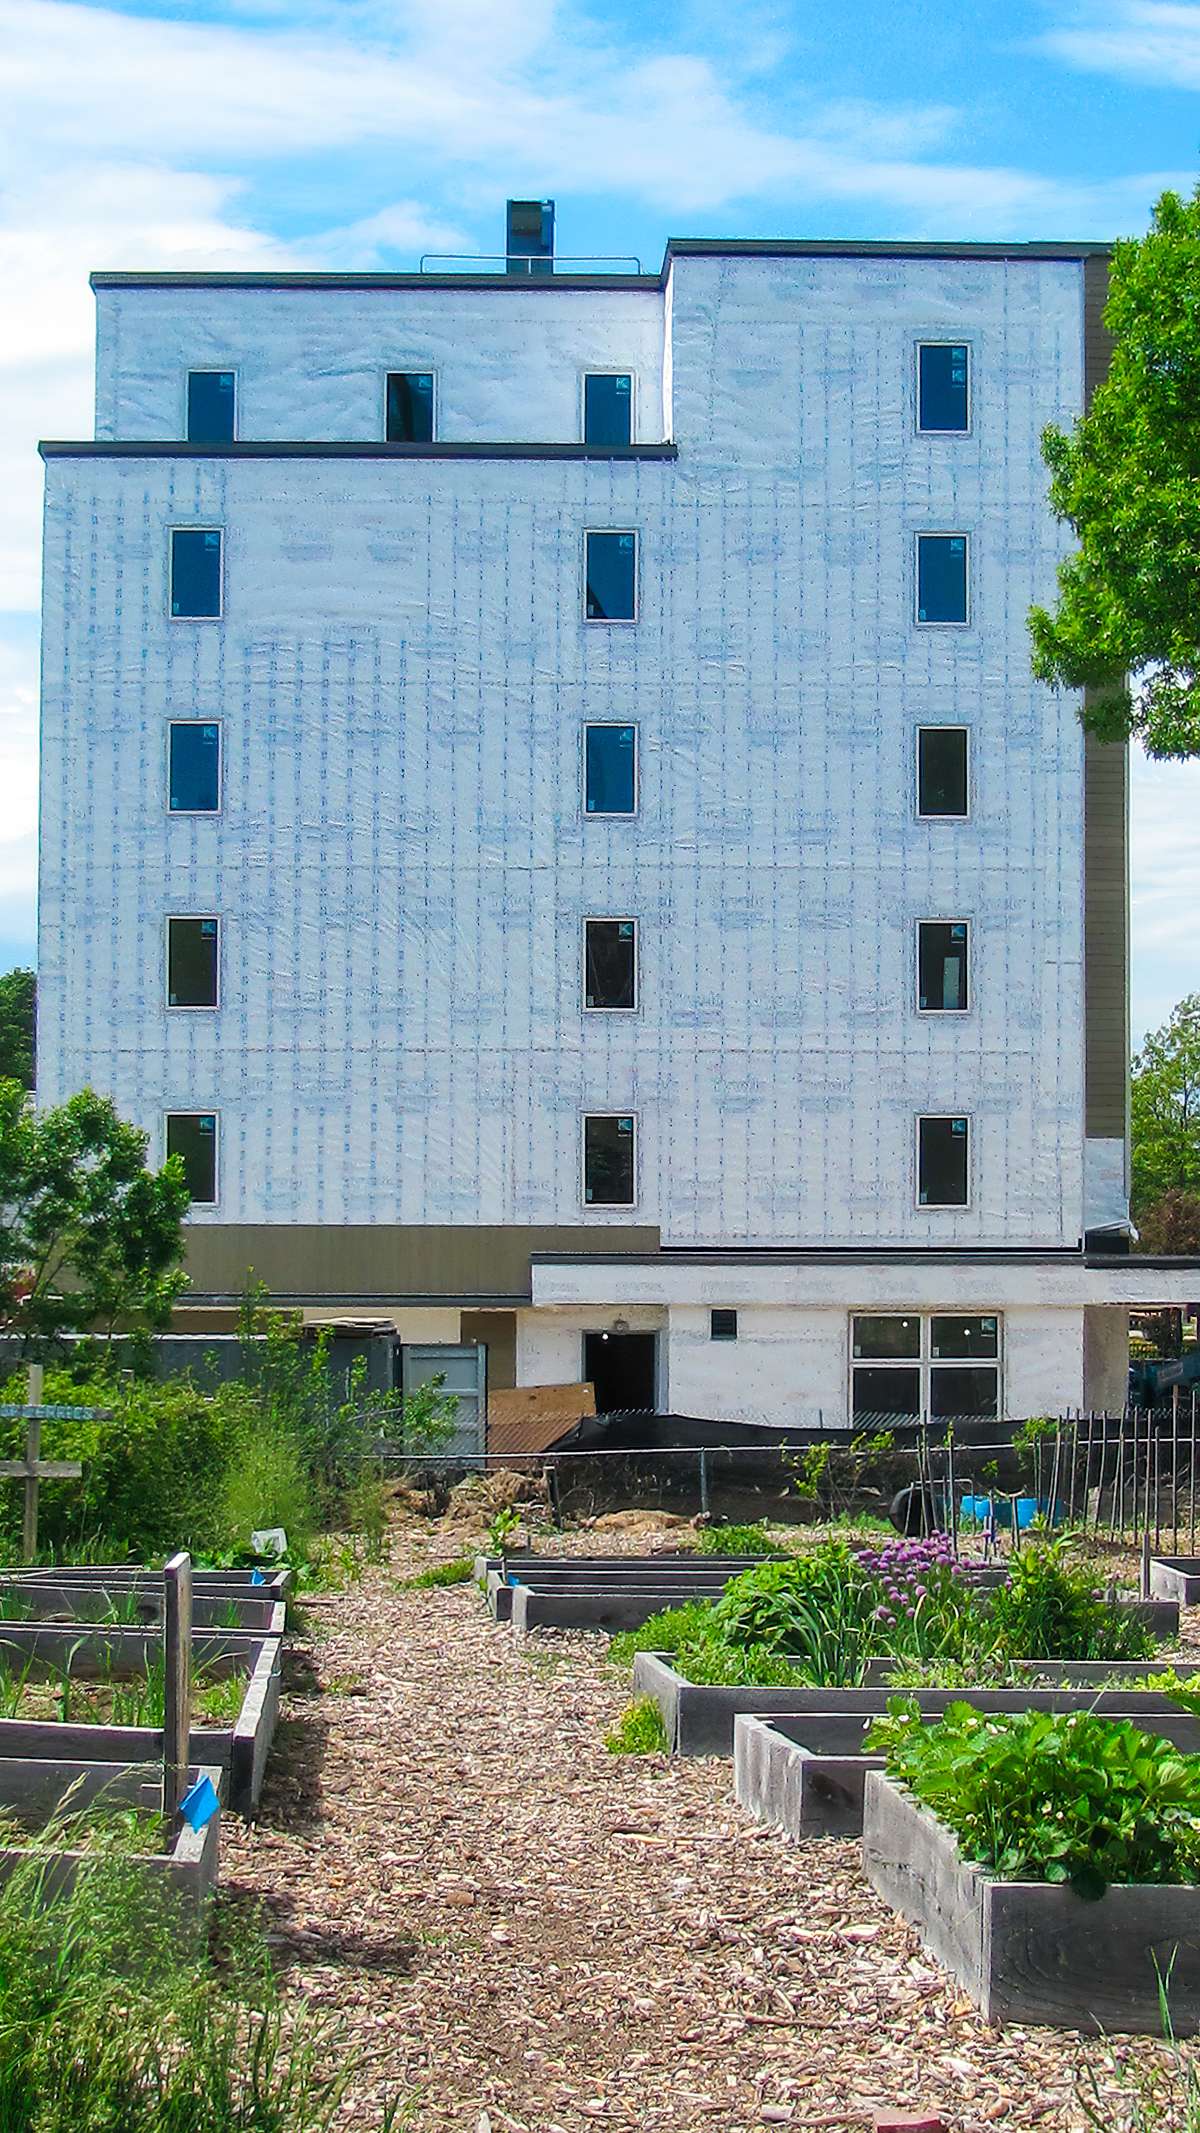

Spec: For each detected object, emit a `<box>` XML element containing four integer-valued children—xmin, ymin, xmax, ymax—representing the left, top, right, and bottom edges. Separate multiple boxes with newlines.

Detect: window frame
<box><xmin>583</xmin><ymin>528</ymin><xmax>639</xmax><ymax>625</ymax></box>
<box><xmin>914</xmin><ymin>531</ymin><xmax>971</xmax><ymax>629</ymax></box>
<box><xmin>582</xmin><ymin>916</ymin><xmax>639</xmax><ymax>1015</ymax></box>
<box><xmin>710</xmin><ymin>1308</ymin><xmax>738</xmax><ymax>1342</ymax></box>
<box><xmin>168</xmin><ymin>527</ymin><xmax>224</xmax><ymax>622</ymax></box>
<box><xmin>583</xmin><ymin>722</ymin><xmax>639</xmax><ymax>818</ymax></box>
<box><xmin>915</xmin><ymin>340</ymin><xmax>972</xmax><ymax>437</ymax></box>
<box><xmin>915</xmin><ymin>1112</ymin><xmax>972</xmax><ymax>1210</ymax></box>
<box><xmin>580</xmin><ymin>369</ymin><xmax>636</xmax><ymax>446</ymax></box>
<box><xmin>166</xmin><ymin>720</ymin><xmax>222</xmax><ymax>817</ymax></box>
<box><xmin>164</xmin><ymin>1110</ymin><xmax>220</xmax><ymax>1207</ymax></box>
<box><xmin>165</xmin><ymin>914</ymin><xmax>221</xmax><ymax>1012</ymax></box>
<box><xmin>382</xmin><ymin>367</ymin><xmax>438</xmax><ymax>445</ymax></box>
<box><xmin>848</xmin><ymin>1311</ymin><xmax>1001</xmax><ymax>1427</ymax></box>
<box><xmin>184</xmin><ymin>368</ymin><xmax>238</xmax><ymax>446</ymax></box>
<box><xmin>916</xmin><ymin>917</ymin><xmax>971</xmax><ymax>1017</ymax></box>
<box><xmin>581</xmin><ymin>1110</ymin><xmax>638</xmax><ymax>1210</ymax></box>
<box><xmin>916</xmin><ymin>724</ymin><xmax>971</xmax><ymax>822</ymax></box>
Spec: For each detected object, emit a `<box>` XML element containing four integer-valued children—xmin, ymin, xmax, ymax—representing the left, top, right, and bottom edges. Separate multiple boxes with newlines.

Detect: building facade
<box><xmin>38</xmin><ymin>220</ymin><xmax>1186</xmax><ymax>1427</ymax></box>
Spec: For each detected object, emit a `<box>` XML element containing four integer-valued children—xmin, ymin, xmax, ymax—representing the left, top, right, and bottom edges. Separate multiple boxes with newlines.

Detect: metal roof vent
<box><xmin>506</xmin><ymin>199</ymin><xmax>554</xmax><ymax>278</ymax></box>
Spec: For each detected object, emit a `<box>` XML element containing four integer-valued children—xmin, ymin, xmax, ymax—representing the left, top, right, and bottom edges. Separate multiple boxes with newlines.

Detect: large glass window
<box><xmin>168</xmin><ymin>723</ymin><xmax>220</xmax><ymax>814</ymax></box>
<box><xmin>918</xmin><ymin>921</ymin><xmax>969</xmax><ymax>1013</ymax></box>
<box><xmin>166</xmin><ymin>1113</ymin><xmax>218</xmax><ymax>1204</ymax></box>
<box><xmin>584</xmin><ymin>725</ymin><xmax>637</xmax><ymax>815</ymax></box>
<box><xmin>916</xmin><ymin>534</ymin><xmax>968</xmax><ymax>625</ymax></box>
<box><xmin>584</xmin><ymin>530</ymin><xmax>637</xmax><ymax>621</ymax></box>
<box><xmin>583</xmin><ymin>1114</ymin><xmax>636</xmax><ymax>1206</ymax></box>
<box><xmin>186</xmin><ymin>371</ymin><xmax>235</xmax><ymax>445</ymax></box>
<box><xmin>851</xmin><ymin>1313</ymin><xmax>1000</xmax><ymax>1424</ymax></box>
<box><xmin>386</xmin><ymin>372</ymin><xmax>435</xmax><ymax>443</ymax></box>
<box><xmin>917</xmin><ymin>727</ymin><xmax>969</xmax><ymax>818</ymax></box>
<box><xmin>170</xmin><ymin>530</ymin><xmax>222</xmax><ymax>619</ymax></box>
<box><xmin>585</xmin><ymin>919</ymin><xmax>636</xmax><ymax>1011</ymax></box>
<box><xmin>584</xmin><ymin>373</ymin><xmax>633</xmax><ymax>446</ymax></box>
<box><xmin>167</xmin><ymin>917</ymin><xmax>219</xmax><ymax>1008</ymax></box>
<box><xmin>918</xmin><ymin>344</ymin><xmax>970</xmax><ymax>433</ymax></box>
<box><xmin>918</xmin><ymin>1115</ymin><xmax>970</xmax><ymax>1207</ymax></box>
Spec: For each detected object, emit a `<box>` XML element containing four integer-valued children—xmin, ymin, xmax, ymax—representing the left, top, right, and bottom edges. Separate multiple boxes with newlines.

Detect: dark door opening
<box><xmin>583</xmin><ymin>1331</ymin><xmax>657</xmax><ymax>1413</ymax></box>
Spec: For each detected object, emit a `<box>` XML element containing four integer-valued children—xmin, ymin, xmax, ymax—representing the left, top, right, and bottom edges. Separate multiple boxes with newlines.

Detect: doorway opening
<box><xmin>582</xmin><ymin>1331</ymin><xmax>657</xmax><ymax>1413</ymax></box>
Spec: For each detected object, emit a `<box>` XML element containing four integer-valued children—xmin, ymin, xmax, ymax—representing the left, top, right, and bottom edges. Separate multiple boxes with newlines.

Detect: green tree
<box><xmin>1137</xmin><ymin>1189</ymin><xmax>1200</xmax><ymax>1257</ymax></box>
<box><xmin>0</xmin><ymin>970</ymin><xmax>35</xmax><ymax>1090</ymax></box>
<box><xmin>0</xmin><ymin>1082</ymin><xmax>189</xmax><ymax>1351</ymax></box>
<box><xmin>1029</xmin><ymin>187</ymin><xmax>1200</xmax><ymax>756</ymax></box>
<box><xmin>1130</xmin><ymin>996</ymin><xmax>1200</xmax><ymax>1217</ymax></box>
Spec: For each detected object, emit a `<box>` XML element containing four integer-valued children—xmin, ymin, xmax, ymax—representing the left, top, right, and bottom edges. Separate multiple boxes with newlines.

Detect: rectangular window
<box><xmin>583</xmin><ymin>1113</ymin><xmax>636</xmax><ymax>1206</ymax></box>
<box><xmin>584</xmin><ymin>530</ymin><xmax>637</xmax><ymax>621</ymax></box>
<box><xmin>385</xmin><ymin>372</ymin><xmax>435</xmax><ymax>443</ymax></box>
<box><xmin>584</xmin><ymin>919</ymin><xmax>636</xmax><ymax>1011</ymax></box>
<box><xmin>917</xmin><ymin>727</ymin><xmax>969</xmax><ymax>819</ymax></box>
<box><xmin>710</xmin><ymin>1308</ymin><xmax>738</xmax><ymax>1341</ymax></box>
<box><xmin>584</xmin><ymin>724</ymin><xmax>637</xmax><ymax>816</ymax></box>
<box><xmin>186</xmin><ymin>371</ymin><xmax>236</xmax><ymax>445</ymax></box>
<box><xmin>916</xmin><ymin>534</ymin><xmax>968</xmax><ymax>625</ymax></box>
<box><xmin>917</xmin><ymin>920</ymin><xmax>969</xmax><ymax>1013</ymax></box>
<box><xmin>168</xmin><ymin>722</ymin><xmax>221</xmax><ymax>814</ymax></box>
<box><xmin>167</xmin><ymin>917</ymin><xmax>219</xmax><ymax>1008</ymax></box>
<box><xmin>917</xmin><ymin>1114</ymin><xmax>970</xmax><ymax>1207</ymax></box>
<box><xmin>169</xmin><ymin>529</ymin><xmax>222</xmax><ymax>619</ymax></box>
<box><xmin>851</xmin><ymin>1312</ymin><xmax>1000</xmax><ymax>1425</ymax></box>
<box><xmin>166</xmin><ymin>1112</ymin><xmax>218</xmax><ymax>1205</ymax></box>
<box><xmin>583</xmin><ymin>373</ymin><xmax>633</xmax><ymax>446</ymax></box>
<box><xmin>917</xmin><ymin>343</ymin><xmax>970</xmax><ymax>434</ymax></box>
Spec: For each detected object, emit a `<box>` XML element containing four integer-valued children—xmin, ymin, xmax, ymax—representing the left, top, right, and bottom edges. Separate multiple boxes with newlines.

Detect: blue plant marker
<box><xmin>250</xmin><ymin>1569</ymin><xmax>266</xmax><ymax>1586</ymax></box>
<box><xmin>179</xmin><ymin>1775</ymin><xmax>220</xmax><ymax>1830</ymax></box>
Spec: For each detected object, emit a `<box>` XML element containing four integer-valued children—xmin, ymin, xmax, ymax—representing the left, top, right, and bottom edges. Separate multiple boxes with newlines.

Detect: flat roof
<box><xmin>89</xmin><ymin>236</ymin><xmax>1111</xmax><ymax>294</ymax></box>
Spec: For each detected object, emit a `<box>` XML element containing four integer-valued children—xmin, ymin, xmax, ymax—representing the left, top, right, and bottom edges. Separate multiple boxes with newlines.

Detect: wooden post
<box><xmin>22</xmin><ymin>1364</ymin><xmax>43</xmax><ymax>1562</ymax></box>
<box><xmin>163</xmin><ymin>1550</ymin><xmax>193</xmax><ymax>1824</ymax></box>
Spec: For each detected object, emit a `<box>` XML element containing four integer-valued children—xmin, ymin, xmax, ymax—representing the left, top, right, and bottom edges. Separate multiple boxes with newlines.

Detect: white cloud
<box><xmin>1039</xmin><ymin>2</ymin><xmax>1200</xmax><ymax>89</ymax></box>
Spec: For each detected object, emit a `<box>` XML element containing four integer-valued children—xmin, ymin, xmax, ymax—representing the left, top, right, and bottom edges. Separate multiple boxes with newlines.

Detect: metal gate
<box><xmin>400</xmin><ymin>1343</ymin><xmax>486</xmax><ymax>1466</ymax></box>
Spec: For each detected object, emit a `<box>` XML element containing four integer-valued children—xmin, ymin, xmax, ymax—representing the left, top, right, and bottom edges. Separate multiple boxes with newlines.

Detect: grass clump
<box><xmin>693</xmin><ymin>1521</ymin><xmax>784</xmax><ymax>1558</ymax></box>
<box><xmin>869</xmin><ymin>1698</ymin><xmax>1200</xmax><ymax>1897</ymax></box>
<box><xmin>604</xmin><ymin>1697</ymin><xmax>669</xmax><ymax>1755</ymax></box>
<box><xmin>403</xmin><ymin>1557</ymin><xmax>474</xmax><ymax>1589</ymax></box>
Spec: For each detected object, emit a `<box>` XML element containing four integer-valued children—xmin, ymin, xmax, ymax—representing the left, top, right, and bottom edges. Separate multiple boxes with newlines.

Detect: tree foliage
<box><xmin>0</xmin><ymin>1083</ymin><xmax>189</xmax><ymax>1350</ymax></box>
<box><xmin>1130</xmin><ymin>995</ymin><xmax>1200</xmax><ymax>1217</ymax></box>
<box><xmin>1137</xmin><ymin>1189</ymin><xmax>1200</xmax><ymax>1256</ymax></box>
<box><xmin>0</xmin><ymin>970</ymin><xmax>35</xmax><ymax>1091</ymax></box>
<box><xmin>1029</xmin><ymin>188</ymin><xmax>1200</xmax><ymax>756</ymax></box>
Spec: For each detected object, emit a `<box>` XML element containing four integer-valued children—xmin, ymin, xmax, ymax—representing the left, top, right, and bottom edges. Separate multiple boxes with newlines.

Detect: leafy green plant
<box><xmin>868</xmin><ymin>1699</ymin><xmax>1200</xmax><ymax>1898</ymax></box>
<box><xmin>987</xmin><ymin>1537</ymin><xmax>1156</xmax><ymax>1664</ymax></box>
<box><xmin>607</xmin><ymin>1600</ymin><xmax>719</xmax><ymax>1670</ymax></box>
<box><xmin>487</xmin><ymin>1505</ymin><xmax>521</xmax><ymax>1555</ymax></box>
<box><xmin>694</xmin><ymin>1521</ymin><xmax>782</xmax><ymax>1557</ymax></box>
<box><xmin>604</xmin><ymin>1698</ymin><xmax>669</xmax><ymax>1754</ymax></box>
<box><xmin>403</xmin><ymin>1557</ymin><xmax>474</xmax><ymax>1589</ymax></box>
<box><xmin>787</xmin><ymin>1431</ymin><xmax>896</xmax><ymax>1514</ymax></box>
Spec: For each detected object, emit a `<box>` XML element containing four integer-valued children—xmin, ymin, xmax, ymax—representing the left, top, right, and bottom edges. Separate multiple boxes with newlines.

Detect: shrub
<box><xmin>404</xmin><ymin>1557</ymin><xmax>474</xmax><ymax>1589</ymax></box>
<box><xmin>868</xmin><ymin>1699</ymin><xmax>1200</xmax><ymax>1896</ymax></box>
<box><xmin>605</xmin><ymin>1698</ymin><xmax>669</xmax><ymax>1754</ymax></box>
<box><xmin>219</xmin><ymin>1421</ymin><xmax>315</xmax><ymax>1557</ymax></box>
<box><xmin>694</xmin><ymin>1521</ymin><xmax>783</xmax><ymax>1557</ymax></box>
<box><xmin>988</xmin><ymin>1537</ymin><xmax>1156</xmax><ymax>1664</ymax></box>
<box><xmin>608</xmin><ymin>1601</ymin><xmax>719</xmax><ymax>1670</ymax></box>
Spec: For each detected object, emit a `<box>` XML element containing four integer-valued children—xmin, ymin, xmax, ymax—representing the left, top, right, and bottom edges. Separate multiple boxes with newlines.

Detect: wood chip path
<box><xmin>222</xmin><ymin>1524</ymin><xmax>1190</xmax><ymax>2131</ymax></box>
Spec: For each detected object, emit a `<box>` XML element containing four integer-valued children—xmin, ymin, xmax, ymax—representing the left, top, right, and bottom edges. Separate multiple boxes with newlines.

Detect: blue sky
<box><xmin>2</xmin><ymin>0</ymin><xmax>1199</xmax><ymax>1040</ymax></box>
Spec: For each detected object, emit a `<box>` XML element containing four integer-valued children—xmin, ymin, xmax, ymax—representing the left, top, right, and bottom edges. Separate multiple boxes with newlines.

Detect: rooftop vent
<box><xmin>506</xmin><ymin>199</ymin><xmax>555</xmax><ymax>278</ymax></box>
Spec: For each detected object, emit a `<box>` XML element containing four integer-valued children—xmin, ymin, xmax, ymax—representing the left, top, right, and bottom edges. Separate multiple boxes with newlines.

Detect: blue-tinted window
<box><xmin>170</xmin><ymin>530</ymin><xmax>222</xmax><ymax>619</ymax></box>
<box><xmin>918</xmin><ymin>921</ymin><xmax>969</xmax><ymax>1012</ymax></box>
<box><xmin>186</xmin><ymin>371</ymin><xmax>235</xmax><ymax>445</ymax></box>
<box><xmin>918</xmin><ymin>1115</ymin><xmax>969</xmax><ymax>1207</ymax></box>
<box><xmin>584</xmin><ymin>374</ymin><xmax>632</xmax><ymax>446</ymax></box>
<box><xmin>584</xmin><ymin>725</ymin><xmax>636</xmax><ymax>815</ymax></box>
<box><xmin>585</xmin><ymin>530</ymin><xmax>637</xmax><ymax>621</ymax></box>
<box><xmin>584</xmin><ymin>1114</ymin><xmax>636</xmax><ymax>1205</ymax></box>
<box><xmin>386</xmin><ymin>373</ymin><xmax>435</xmax><ymax>443</ymax></box>
<box><xmin>166</xmin><ymin>1112</ymin><xmax>218</xmax><ymax>1204</ymax></box>
<box><xmin>168</xmin><ymin>723</ymin><xmax>220</xmax><ymax>814</ymax></box>
<box><xmin>167</xmin><ymin>917</ymin><xmax>219</xmax><ymax>1008</ymax></box>
<box><xmin>916</xmin><ymin>534</ymin><xmax>968</xmax><ymax>625</ymax></box>
<box><xmin>918</xmin><ymin>344</ymin><xmax>970</xmax><ymax>433</ymax></box>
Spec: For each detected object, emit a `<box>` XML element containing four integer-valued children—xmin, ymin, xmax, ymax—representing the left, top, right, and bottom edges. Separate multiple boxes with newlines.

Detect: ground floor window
<box><xmin>850</xmin><ymin>1312</ymin><xmax>1000</xmax><ymax>1424</ymax></box>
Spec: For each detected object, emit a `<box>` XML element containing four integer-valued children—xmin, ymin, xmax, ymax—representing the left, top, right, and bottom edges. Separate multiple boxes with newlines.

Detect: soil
<box><xmin>221</xmin><ymin>1518</ymin><xmax>1197</xmax><ymax>2131</ymax></box>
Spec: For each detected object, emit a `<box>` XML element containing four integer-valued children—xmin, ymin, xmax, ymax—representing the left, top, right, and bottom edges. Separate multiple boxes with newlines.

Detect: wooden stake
<box><xmin>22</xmin><ymin>1364</ymin><xmax>42</xmax><ymax>1562</ymax></box>
<box><xmin>163</xmin><ymin>1550</ymin><xmax>193</xmax><ymax>1825</ymax></box>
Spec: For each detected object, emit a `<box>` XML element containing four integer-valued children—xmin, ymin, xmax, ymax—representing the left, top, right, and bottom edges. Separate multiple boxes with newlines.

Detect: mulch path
<box><xmin>222</xmin><ymin>1520</ymin><xmax>1192</xmax><ymax>2131</ymax></box>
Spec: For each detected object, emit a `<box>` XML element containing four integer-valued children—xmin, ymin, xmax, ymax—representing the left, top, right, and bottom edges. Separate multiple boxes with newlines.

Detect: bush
<box><xmin>988</xmin><ymin>1537</ymin><xmax>1156</xmax><ymax>1664</ymax></box>
<box><xmin>694</xmin><ymin>1521</ymin><xmax>783</xmax><ymax>1557</ymax></box>
<box><xmin>868</xmin><ymin>1699</ymin><xmax>1200</xmax><ymax>1896</ymax></box>
<box><xmin>404</xmin><ymin>1557</ymin><xmax>474</xmax><ymax>1589</ymax></box>
<box><xmin>605</xmin><ymin>1698</ymin><xmax>669</xmax><ymax>1754</ymax></box>
<box><xmin>608</xmin><ymin>1601</ymin><xmax>718</xmax><ymax>1670</ymax></box>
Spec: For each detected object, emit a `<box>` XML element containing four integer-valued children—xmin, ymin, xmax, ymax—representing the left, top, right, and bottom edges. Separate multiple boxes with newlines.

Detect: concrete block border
<box><xmin>862</xmin><ymin>1771</ymin><xmax>1200</xmax><ymax>2031</ymax></box>
<box><xmin>1150</xmin><ymin>1558</ymin><xmax>1200</xmax><ymax>1607</ymax></box>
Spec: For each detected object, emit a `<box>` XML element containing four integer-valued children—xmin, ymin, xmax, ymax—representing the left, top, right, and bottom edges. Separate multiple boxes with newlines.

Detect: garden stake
<box><xmin>945</xmin><ymin>1426</ymin><xmax>957</xmax><ymax>1556</ymax></box>
<box><xmin>0</xmin><ymin>1365</ymin><xmax>106</xmax><ymax>1562</ymax></box>
<box><xmin>1048</xmin><ymin>1420</ymin><xmax>1063</xmax><ymax>1530</ymax></box>
<box><xmin>1191</xmin><ymin>1389</ymin><xmax>1198</xmax><ymax>1554</ymax></box>
<box><xmin>1141</xmin><ymin>1525</ymin><xmax>1151</xmax><ymax>1601</ymax></box>
<box><xmin>1155</xmin><ymin>1417</ymin><xmax>1163</xmax><ymax>1553</ymax></box>
<box><xmin>163</xmin><ymin>1550</ymin><xmax>193</xmax><ymax>1826</ymax></box>
<box><xmin>1173</xmin><ymin>1385</ymin><xmax>1181</xmax><ymax>1555</ymax></box>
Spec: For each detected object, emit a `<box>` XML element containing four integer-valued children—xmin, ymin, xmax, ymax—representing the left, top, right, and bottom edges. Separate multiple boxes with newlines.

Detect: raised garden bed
<box><xmin>634</xmin><ymin>1651</ymin><xmax>1200</xmax><ymax>1757</ymax></box>
<box><xmin>0</xmin><ymin>1757</ymin><xmax>223</xmax><ymax>1919</ymax></box>
<box><xmin>0</xmin><ymin>1629</ymin><xmax>281</xmax><ymax>1815</ymax></box>
<box><xmin>0</xmin><ymin>1577</ymin><xmax>285</xmax><ymax>1636</ymax></box>
<box><xmin>862</xmin><ymin>1768</ymin><xmax>1200</xmax><ymax>2031</ymax></box>
<box><xmin>1150</xmin><ymin>1557</ymin><xmax>1200</xmax><ymax>1607</ymax></box>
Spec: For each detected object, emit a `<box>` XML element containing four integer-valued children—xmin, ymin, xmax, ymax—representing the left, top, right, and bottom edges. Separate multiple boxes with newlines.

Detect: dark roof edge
<box><xmin>531</xmin><ymin>1247</ymin><xmax>1091</xmax><ymax>1267</ymax></box>
<box><xmin>180</xmin><ymin>1291</ymin><xmax>531</xmax><ymax>1308</ymax></box>
<box><xmin>38</xmin><ymin>440</ymin><xmax>679</xmax><ymax>463</ymax></box>
<box><xmin>88</xmin><ymin>240</ymin><xmax>1111</xmax><ymax>295</ymax></box>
